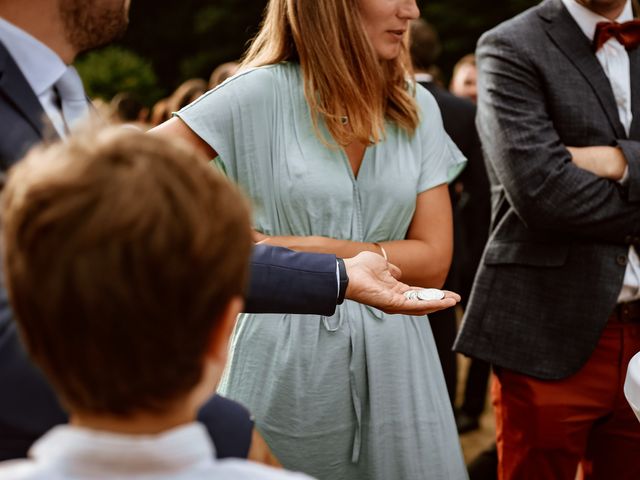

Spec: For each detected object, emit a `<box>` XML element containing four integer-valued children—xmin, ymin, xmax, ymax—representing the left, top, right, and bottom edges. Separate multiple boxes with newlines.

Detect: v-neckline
<box><xmin>343</xmin><ymin>141</ymin><xmax>367</xmax><ymax>180</ymax></box>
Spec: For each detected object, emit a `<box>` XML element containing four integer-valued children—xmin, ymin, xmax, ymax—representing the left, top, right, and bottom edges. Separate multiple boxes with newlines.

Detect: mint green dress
<box><xmin>177</xmin><ymin>62</ymin><xmax>468</xmax><ymax>480</ymax></box>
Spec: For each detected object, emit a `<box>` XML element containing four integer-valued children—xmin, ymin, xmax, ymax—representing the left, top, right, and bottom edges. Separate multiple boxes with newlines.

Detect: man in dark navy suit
<box><xmin>0</xmin><ymin>0</ymin><xmax>459</xmax><ymax>463</ymax></box>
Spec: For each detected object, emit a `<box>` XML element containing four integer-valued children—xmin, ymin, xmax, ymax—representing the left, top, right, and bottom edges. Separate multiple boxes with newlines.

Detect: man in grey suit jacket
<box><xmin>454</xmin><ymin>0</ymin><xmax>640</xmax><ymax>477</ymax></box>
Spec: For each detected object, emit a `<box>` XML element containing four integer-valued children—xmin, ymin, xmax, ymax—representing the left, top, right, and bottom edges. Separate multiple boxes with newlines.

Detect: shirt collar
<box><xmin>561</xmin><ymin>0</ymin><xmax>634</xmax><ymax>41</ymax></box>
<box><xmin>0</xmin><ymin>17</ymin><xmax>68</xmax><ymax>96</ymax></box>
<box><xmin>414</xmin><ymin>73</ymin><xmax>434</xmax><ymax>83</ymax></box>
<box><xmin>30</xmin><ymin>423</ymin><xmax>216</xmax><ymax>475</ymax></box>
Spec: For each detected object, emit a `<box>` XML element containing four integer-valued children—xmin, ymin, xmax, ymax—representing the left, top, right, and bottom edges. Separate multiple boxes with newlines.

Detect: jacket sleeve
<box><xmin>619</xmin><ymin>139</ymin><xmax>640</xmax><ymax>202</ymax></box>
<box><xmin>245</xmin><ymin>245</ymin><xmax>338</xmax><ymax>315</ymax></box>
<box><xmin>476</xmin><ymin>30</ymin><xmax>640</xmax><ymax>244</ymax></box>
<box><xmin>197</xmin><ymin>394</ymin><xmax>253</xmax><ymax>459</ymax></box>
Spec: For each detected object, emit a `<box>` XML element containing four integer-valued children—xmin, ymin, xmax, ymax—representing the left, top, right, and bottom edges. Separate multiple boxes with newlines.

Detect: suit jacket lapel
<box><xmin>0</xmin><ymin>42</ymin><xmax>54</xmax><ymax>140</ymax></box>
<box><xmin>540</xmin><ymin>0</ymin><xmax>627</xmax><ymax>139</ymax></box>
<box><xmin>629</xmin><ymin>47</ymin><xmax>640</xmax><ymax>139</ymax></box>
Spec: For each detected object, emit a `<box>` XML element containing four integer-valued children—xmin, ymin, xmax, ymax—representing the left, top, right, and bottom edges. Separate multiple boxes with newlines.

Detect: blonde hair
<box><xmin>241</xmin><ymin>0</ymin><xmax>419</xmax><ymax>146</ymax></box>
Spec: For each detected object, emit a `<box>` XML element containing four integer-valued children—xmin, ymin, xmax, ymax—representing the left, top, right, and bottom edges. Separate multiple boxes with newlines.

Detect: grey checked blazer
<box><xmin>454</xmin><ymin>0</ymin><xmax>640</xmax><ymax>380</ymax></box>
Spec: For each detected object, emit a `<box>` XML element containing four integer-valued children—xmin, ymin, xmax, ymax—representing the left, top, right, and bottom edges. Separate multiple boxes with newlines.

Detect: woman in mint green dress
<box><xmin>154</xmin><ymin>0</ymin><xmax>467</xmax><ymax>478</ymax></box>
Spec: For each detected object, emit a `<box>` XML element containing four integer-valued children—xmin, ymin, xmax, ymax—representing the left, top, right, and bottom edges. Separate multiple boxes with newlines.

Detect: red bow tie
<box><xmin>593</xmin><ymin>19</ymin><xmax>640</xmax><ymax>51</ymax></box>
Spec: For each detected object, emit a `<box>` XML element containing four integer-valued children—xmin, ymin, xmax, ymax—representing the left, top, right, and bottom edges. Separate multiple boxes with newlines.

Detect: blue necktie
<box><xmin>54</xmin><ymin>66</ymin><xmax>89</xmax><ymax>131</ymax></box>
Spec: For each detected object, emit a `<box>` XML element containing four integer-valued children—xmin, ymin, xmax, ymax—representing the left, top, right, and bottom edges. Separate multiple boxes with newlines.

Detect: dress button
<box><xmin>617</xmin><ymin>254</ymin><xmax>628</xmax><ymax>266</ymax></box>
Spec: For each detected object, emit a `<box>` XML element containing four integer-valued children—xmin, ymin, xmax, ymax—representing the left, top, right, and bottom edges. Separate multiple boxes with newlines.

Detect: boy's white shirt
<box><xmin>0</xmin><ymin>423</ymin><xmax>314</xmax><ymax>479</ymax></box>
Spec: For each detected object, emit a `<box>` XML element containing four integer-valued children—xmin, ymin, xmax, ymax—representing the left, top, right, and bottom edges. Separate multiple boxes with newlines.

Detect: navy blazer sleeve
<box><xmin>245</xmin><ymin>245</ymin><xmax>339</xmax><ymax>316</ymax></box>
<box><xmin>0</xmin><ymin>245</ymin><xmax>339</xmax><ymax>460</ymax></box>
<box><xmin>197</xmin><ymin>394</ymin><xmax>253</xmax><ymax>459</ymax></box>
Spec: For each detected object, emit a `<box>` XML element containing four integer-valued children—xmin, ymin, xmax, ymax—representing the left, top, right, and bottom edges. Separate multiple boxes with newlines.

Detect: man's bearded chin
<box><xmin>59</xmin><ymin>0</ymin><xmax>129</xmax><ymax>55</ymax></box>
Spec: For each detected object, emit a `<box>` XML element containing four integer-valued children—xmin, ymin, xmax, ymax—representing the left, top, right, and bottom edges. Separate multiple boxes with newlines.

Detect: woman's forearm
<box><xmin>379</xmin><ymin>239</ymin><xmax>451</xmax><ymax>288</ymax></box>
<box><xmin>257</xmin><ymin>235</ymin><xmax>450</xmax><ymax>288</ymax></box>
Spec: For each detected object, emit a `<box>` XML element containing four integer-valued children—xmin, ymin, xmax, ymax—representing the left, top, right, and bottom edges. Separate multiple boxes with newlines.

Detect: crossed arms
<box><xmin>476</xmin><ymin>30</ymin><xmax>640</xmax><ymax>245</ymax></box>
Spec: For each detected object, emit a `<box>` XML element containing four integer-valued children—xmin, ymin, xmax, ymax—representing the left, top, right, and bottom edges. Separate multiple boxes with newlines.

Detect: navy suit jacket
<box><xmin>0</xmin><ymin>40</ymin><xmax>55</xmax><ymax>170</ymax></box>
<box><xmin>0</xmin><ymin>40</ymin><xmax>340</xmax><ymax>460</ymax></box>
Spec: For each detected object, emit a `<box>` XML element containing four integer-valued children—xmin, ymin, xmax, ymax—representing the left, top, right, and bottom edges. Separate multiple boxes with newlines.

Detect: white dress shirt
<box><xmin>0</xmin><ymin>17</ymin><xmax>73</xmax><ymax>138</ymax></box>
<box><xmin>562</xmin><ymin>0</ymin><xmax>640</xmax><ymax>303</ymax></box>
<box><xmin>414</xmin><ymin>72</ymin><xmax>434</xmax><ymax>84</ymax></box>
<box><xmin>0</xmin><ymin>423</ymin><xmax>314</xmax><ymax>479</ymax></box>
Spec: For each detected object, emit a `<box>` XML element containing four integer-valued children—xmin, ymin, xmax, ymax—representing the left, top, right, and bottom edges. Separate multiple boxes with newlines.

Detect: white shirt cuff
<box><xmin>619</xmin><ymin>165</ymin><xmax>630</xmax><ymax>185</ymax></box>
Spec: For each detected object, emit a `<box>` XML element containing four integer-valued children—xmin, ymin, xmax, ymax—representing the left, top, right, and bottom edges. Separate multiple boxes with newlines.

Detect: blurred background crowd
<box><xmin>85</xmin><ymin>0</ymin><xmax>536</xmax><ymax>130</ymax></box>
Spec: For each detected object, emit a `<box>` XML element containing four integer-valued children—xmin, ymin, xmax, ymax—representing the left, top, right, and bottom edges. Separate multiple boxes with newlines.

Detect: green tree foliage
<box><xmin>81</xmin><ymin>0</ymin><xmax>541</xmax><ymax>104</ymax></box>
<box><xmin>420</xmin><ymin>0</ymin><xmax>538</xmax><ymax>81</ymax></box>
<box><xmin>118</xmin><ymin>0</ymin><xmax>266</xmax><ymax>93</ymax></box>
<box><xmin>76</xmin><ymin>46</ymin><xmax>162</xmax><ymax>106</ymax></box>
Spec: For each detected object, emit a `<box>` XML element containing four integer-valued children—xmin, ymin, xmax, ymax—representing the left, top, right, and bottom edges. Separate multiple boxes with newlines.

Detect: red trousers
<box><xmin>493</xmin><ymin>317</ymin><xmax>640</xmax><ymax>480</ymax></box>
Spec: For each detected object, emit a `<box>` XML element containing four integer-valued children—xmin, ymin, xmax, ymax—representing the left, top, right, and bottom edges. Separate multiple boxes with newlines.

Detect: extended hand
<box><xmin>343</xmin><ymin>251</ymin><xmax>460</xmax><ymax>315</ymax></box>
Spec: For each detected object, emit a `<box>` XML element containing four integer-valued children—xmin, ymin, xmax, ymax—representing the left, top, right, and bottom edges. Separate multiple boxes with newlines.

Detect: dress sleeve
<box><xmin>174</xmin><ymin>67</ymin><xmax>277</xmax><ymax>182</ymax></box>
<box><xmin>415</xmin><ymin>86</ymin><xmax>467</xmax><ymax>193</ymax></box>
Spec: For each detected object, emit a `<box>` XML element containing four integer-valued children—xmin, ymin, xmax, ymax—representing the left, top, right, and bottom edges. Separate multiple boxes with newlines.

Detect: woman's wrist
<box><xmin>372</xmin><ymin>242</ymin><xmax>388</xmax><ymax>261</ymax></box>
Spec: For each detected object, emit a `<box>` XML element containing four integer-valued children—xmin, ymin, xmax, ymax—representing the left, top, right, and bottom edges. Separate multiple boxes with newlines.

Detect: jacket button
<box><xmin>626</xmin><ymin>235</ymin><xmax>633</xmax><ymax>244</ymax></box>
<box><xmin>617</xmin><ymin>254</ymin><xmax>628</xmax><ymax>266</ymax></box>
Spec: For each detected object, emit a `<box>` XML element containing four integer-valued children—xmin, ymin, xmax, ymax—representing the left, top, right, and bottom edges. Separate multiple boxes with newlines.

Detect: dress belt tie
<box><xmin>321</xmin><ymin>307</ymin><xmax>363</xmax><ymax>463</ymax></box>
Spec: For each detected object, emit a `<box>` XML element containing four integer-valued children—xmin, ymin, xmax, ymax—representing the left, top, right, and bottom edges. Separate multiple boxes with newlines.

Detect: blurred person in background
<box><xmin>90</xmin><ymin>97</ymin><xmax>112</xmax><ymax>121</ymax></box>
<box><xmin>109</xmin><ymin>91</ymin><xmax>149</xmax><ymax>128</ymax></box>
<box><xmin>409</xmin><ymin>19</ymin><xmax>490</xmax><ymax>422</ymax></box>
<box><xmin>426</xmin><ymin>64</ymin><xmax>445</xmax><ymax>88</ymax></box>
<box><xmin>152</xmin><ymin>0</ymin><xmax>468</xmax><ymax>478</ymax></box>
<box><xmin>450</xmin><ymin>54</ymin><xmax>477</xmax><ymax>104</ymax></box>
<box><xmin>209</xmin><ymin>61</ymin><xmax>239</xmax><ymax>89</ymax></box>
<box><xmin>167</xmin><ymin>78</ymin><xmax>207</xmax><ymax>114</ymax></box>
<box><xmin>450</xmin><ymin>55</ymin><xmax>494</xmax><ymax>442</ymax></box>
<box><xmin>148</xmin><ymin>97</ymin><xmax>171</xmax><ymax>127</ymax></box>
